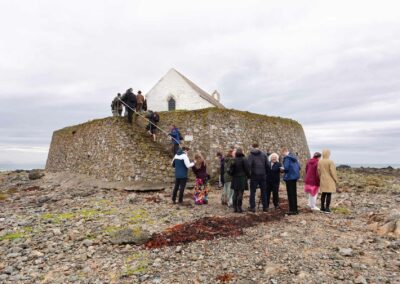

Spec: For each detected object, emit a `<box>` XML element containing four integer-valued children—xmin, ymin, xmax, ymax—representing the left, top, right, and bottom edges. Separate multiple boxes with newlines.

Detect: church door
<box><xmin>168</xmin><ymin>97</ymin><xmax>176</xmax><ymax>111</ymax></box>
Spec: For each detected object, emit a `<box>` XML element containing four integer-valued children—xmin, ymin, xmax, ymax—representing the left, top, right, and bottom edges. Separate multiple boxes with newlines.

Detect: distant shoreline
<box><xmin>1</xmin><ymin>163</ymin><xmax>399</xmax><ymax>172</ymax></box>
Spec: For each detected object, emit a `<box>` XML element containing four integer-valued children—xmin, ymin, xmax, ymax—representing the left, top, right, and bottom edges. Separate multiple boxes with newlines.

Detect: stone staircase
<box><xmin>116</xmin><ymin>117</ymin><xmax>176</xmax><ymax>183</ymax></box>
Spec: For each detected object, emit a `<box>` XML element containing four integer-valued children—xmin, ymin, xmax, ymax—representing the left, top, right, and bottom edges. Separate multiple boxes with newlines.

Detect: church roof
<box><xmin>170</xmin><ymin>69</ymin><xmax>225</xmax><ymax>108</ymax></box>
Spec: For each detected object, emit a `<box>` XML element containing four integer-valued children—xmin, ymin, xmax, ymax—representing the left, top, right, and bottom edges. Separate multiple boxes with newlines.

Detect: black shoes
<box><xmin>263</xmin><ymin>208</ymin><xmax>269</xmax><ymax>212</ymax></box>
<box><xmin>248</xmin><ymin>207</ymin><xmax>256</xmax><ymax>213</ymax></box>
<box><xmin>286</xmin><ymin>211</ymin><xmax>299</xmax><ymax>215</ymax></box>
<box><xmin>233</xmin><ymin>207</ymin><xmax>243</xmax><ymax>213</ymax></box>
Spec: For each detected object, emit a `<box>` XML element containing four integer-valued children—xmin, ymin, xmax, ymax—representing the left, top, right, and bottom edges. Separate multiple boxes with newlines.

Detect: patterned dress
<box><xmin>192</xmin><ymin>162</ymin><xmax>209</xmax><ymax>205</ymax></box>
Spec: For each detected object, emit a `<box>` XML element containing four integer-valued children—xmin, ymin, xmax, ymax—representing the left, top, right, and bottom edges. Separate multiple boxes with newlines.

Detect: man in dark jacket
<box><xmin>281</xmin><ymin>147</ymin><xmax>301</xmax><ymax>215</ymax></box>
<box><xmin>111</xmin><ymin>93</ymin><xmax>123</xmax><ymax>116</ymax></box>
<box><xmin>247</xmin><ymin>143</ymin><xmax>269</xmax><ymax>212</ymax></box>
<box><xmin>121</xmin><ymin>88</ymin><xmax>136</xmax><ymax>123</ymax></box>
<box><xmin>172</xmin><ymin>147</ymin><xmax>194</xmax><ymax>204</ymax></box>
<box><xmin>229</xmin><ymin>148</ymin><xmax>250</xmax><ymax>213</ymax></box>
<box><xmin>168</xmin><ymin>125</ymin><xmax>182</xmax><ymax>156</ymax></box>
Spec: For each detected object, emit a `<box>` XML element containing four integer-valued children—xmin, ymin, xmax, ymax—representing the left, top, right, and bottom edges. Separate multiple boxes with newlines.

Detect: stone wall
<box><xmin>152</xmin><ymin>108</ymin><xmax>310</xmax><ymax>176</ymax></box>
<box><xmin>46</xmin><ymin>108</ymin><xmax>310</xmax><ymax>183</ymax></box>
<box><xmin>46</xmin><ymin>117</ymin><xmax>175</xmax><ymax>183</ymax></box>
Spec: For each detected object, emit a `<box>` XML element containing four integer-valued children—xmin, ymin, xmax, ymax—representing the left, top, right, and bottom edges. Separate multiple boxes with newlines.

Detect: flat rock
<box><xmin>355</xmin><ymin>275</ymin><xmax>368</xmax><ymax>284</ymax></box>
<box><xmin>339</xmin><ymin>248</ymin><xmax>353</xmax><ymax>257</ymax></box>
<box><xmin>124</xmin><ymin>184</ymin><xmax>165</xmax><ymax>192</ymax></box>
<box><xmin>111</xmin><ymin>228</ymin><xmax>151</xmax><ymax>245</ymax></box>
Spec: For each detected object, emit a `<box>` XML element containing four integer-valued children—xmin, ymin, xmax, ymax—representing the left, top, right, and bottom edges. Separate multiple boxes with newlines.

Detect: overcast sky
<box><xmin>0</xmin><ymin>0</ymin><xmax>399</xmax><ymax>168</ymax></box>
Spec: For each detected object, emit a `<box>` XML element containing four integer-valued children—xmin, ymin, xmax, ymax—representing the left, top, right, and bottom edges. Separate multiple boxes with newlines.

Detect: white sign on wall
<box><xmin>184</xmin><ymin>135</ymin><xmax>193</xmax><ymax>142</ymax></box>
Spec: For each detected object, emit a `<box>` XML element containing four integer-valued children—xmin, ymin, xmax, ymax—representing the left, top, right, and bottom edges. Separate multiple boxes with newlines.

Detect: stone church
<box><xmin>146</xmin><ymin>68</ymin><xmax>225</xmax><ymax>111</ymax></box>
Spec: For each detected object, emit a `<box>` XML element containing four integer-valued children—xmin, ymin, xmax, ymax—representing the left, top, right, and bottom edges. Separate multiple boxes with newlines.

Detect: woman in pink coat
<box><xmin>304</xmin><ymin>152</ymin><xmax>321</xmax><ymax>211</ymax></box>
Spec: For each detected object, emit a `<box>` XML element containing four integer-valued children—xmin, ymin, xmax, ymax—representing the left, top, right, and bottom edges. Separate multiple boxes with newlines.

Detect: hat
<box><xmin>313</xmin><ymin>152</ymin><xmax>321</xmax><ymax>158</ymax></box>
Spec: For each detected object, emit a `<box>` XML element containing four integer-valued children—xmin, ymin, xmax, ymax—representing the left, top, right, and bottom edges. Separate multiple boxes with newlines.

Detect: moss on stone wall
<box><xmin>46</xmin><ymin>108</ymin><xmax>310</xmax><ymax>183</ymax></box>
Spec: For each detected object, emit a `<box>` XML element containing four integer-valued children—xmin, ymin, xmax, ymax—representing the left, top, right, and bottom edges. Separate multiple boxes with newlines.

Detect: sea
<box><xmin>0</xmin><ymin>163</ymin><xmax>45</xmax><ymax>172</ymax></box>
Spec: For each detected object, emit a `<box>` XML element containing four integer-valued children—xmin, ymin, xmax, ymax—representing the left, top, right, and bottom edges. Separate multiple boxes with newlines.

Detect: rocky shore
<box><xmin>0</xmin><ymin>168</ymin><xmax>399</xmax><ymax>283</ymax></box>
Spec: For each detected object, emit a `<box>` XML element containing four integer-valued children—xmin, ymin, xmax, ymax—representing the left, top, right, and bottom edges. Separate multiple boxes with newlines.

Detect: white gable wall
<box><xmin>146</xmin><ymin>70</ymin><xmax>215</xmax><ymax>112</ymax></box>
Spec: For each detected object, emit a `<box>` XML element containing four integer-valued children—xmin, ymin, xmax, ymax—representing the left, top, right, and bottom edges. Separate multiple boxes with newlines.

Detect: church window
<box><xmin>168</xmin><ymin>97</ymin><xmax>176</xmax><ymax>111</ymax></box>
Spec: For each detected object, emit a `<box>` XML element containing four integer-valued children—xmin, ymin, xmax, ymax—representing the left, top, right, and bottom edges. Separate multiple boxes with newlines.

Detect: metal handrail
<box><xmin>117</xmin><ymin>98</ymin><xmax>181</xmax><ymax>145</ymax></box>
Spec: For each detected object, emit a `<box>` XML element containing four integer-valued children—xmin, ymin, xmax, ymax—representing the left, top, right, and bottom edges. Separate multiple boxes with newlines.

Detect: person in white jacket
<box><xmin>171</xmin><ymin>147</ymin><xmax>194</xmax><ymax>204</ymax></box>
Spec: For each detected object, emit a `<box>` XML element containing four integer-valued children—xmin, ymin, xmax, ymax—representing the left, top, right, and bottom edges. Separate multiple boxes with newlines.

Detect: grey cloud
<box><xmin>1</xmin><ymin>0</ymin><xmax>400</xmax><ymax>167</ymax></box>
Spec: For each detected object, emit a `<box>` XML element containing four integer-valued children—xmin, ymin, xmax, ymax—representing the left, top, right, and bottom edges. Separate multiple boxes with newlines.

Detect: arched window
<box><xmin>168</xmin><ymin>97</ymin><xmax>176</xmax><ymax>111</ymax></box>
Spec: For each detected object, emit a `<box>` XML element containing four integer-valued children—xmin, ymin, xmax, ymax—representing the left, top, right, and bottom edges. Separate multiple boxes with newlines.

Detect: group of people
<box><xmin>111</xmin><ymin>89</ymin><xmax>160</xmax><ymax>142</ymax></box>
<box><xmin>171</xmin><ymin>141</ymin><xmax>338</xmax><ymax>215</ymax></box>
<box><xmin>111</xmin><ymin>89</ymin><xmax>147</xmax><ymax>122</ymax></box>
<box><xmin>304</xmin><ymin>149</ymin><xmax>338</xmax><ymax>213</ymax></box>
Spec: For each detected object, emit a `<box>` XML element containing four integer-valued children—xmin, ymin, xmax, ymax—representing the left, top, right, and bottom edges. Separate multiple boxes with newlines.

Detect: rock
<box><xmin>337</xmin><ymin>165</ymin><xmax>351</xmax><ymax>169</ymax></box>
<box><xmin>338</xmin><ymin>248</ymin><xmax>353</xmax><ymax>257</ymax></box>
<box><xmin>6</xmin><ymin>253</ymin><xmax>21</xmax><ymax>258</ymax></box>
<box><xmin>377</xmin><ymin>221</ymin><xmax>396</xmax><ymax>236</ymax></box>
<box><xmin>36</xmin><ymin>196</ymin><xmax>52</xmax><ymax>206</ymax></box>
<box><xmin>4</xmin><ymin>266</ymin><xmax>14</xmax><ymax>274</ymax></box>
<box><xmin>300</xmin><ymin>220</ymin><xmax>307</xmax><ymax>226</ymax></box>
<box><xmin>127</xmin><ymin>193</ymin><xmax>138</xmax><ymax>204</ymax></box>
<box><xmin>111</xmin><ymin>228</ymin><xmax>151</xmax><ymax>245</ymax></box>
<box><xmin>31</xmin><ymin>250</ymin><xmax>44</xmax><ymax>257</ymax></box>
<box><xmin>367</xmin><ymin>222</ymin><xmax>379</xmax><ymax>232</ymax></box>
<box><xmin>265</xmin><ymin>264</ymin><xmax>284</xmax><ymax>276</ymax></box>
<box><xmin>82</xmin><ymin>239</ymin><xmax>93</xmax><ymax>247</ymax></box>
<box><xmin>280</xmin><ymin>232</ymin><xmax>288</xmax><ymax>238</ymax></box>
<box><xmin>124</xmin><ymin>184</ymin><xmax>165</xmax><ymax>192</ymax></box>
<box><xmin>175</xmin><ymin>246</ymin><xmax>182</xmax><ymax>253</ymax></box>
<box><xmin>385</xmin><ymin>210</ymin><xmax>400</xmax><ymax>222</ymax></box>
<box><xmin>395</xmin><ymin>221</ymin><xmax>400</xmax><ymax>236</ymax></box>
<box><xmin>52</xmin><ymin>228</ymin><xmax>62</xmax><ymax>235</ymax></box>
<box><xmin>28</xmin><ymin>170</ymin><xmax>45</xmax><ymax>180</ymax></box>
<box><xmin>355</xmin><ymin>275</ymin><xmax>368</xmax><ymax>284</ymax></box>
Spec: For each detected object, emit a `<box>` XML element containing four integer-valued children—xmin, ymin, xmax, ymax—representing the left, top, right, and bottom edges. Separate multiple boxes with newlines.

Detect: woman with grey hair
<box><xmin>266</xmin><ymin>153</ymin><xmax>282</xmax><ymax>210</ymax></box>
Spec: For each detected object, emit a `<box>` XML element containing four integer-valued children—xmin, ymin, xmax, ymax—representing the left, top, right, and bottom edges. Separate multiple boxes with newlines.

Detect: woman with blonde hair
<box><xmin>318</xmin><ymin>149</ymin><xmax>338</xmax><ymax>213</ymax></box>
<box><xmin>192</xmin><ymin>153</ymin><xmax>209</xmax><ymax>205</ymax></box>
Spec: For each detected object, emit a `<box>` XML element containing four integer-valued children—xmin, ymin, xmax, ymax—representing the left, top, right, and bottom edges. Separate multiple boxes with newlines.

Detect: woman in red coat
<box><xmin>304</xmin><ymin>152</ymin><xmax>321</xmax><ymax>211</ymax></box>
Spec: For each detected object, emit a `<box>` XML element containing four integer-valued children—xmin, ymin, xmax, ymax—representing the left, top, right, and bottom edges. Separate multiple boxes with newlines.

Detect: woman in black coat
<box><xmin>229</xmin><ymin>148</ymin><xmax>250</xmax><ymax>213</ymax></box>
<box><xmin>266</xmin><ymin>153</ymin><xmax>282</xmax><ymax>210</ymax></box>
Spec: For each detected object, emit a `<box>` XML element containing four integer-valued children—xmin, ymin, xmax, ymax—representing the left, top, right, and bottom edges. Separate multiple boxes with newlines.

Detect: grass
<box><xmin>128</xmin><ymin>208</ymin><xmax>154</xmax><ymax>225</ymax></box>
<box><xmin>41</xmin><ymin>207</ymin><xmax>116</xmax><ymax>223</ymax></box>
<box><xmin>120</xmin><ymin>252</ymin><xmax>149</xmax><ymax>278</ymax></box>
<box><xmin>332</xmin><ymin>207</ymin><xmax>351</xmax><ymax>215</ymax></box>
<box><xmin>41</xmin><ymin>212</ymin><xmax>75</xmax><ymax>223</ymax></box>
<box><xmin>0</xmin><ymin>193</ymin><xmax>7</xmax><ymax>201</ymax></box>
<box><xmin>0</xmin><ymin>231</ymin><xmax>26</xmax><ymax>241</ymax></box>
